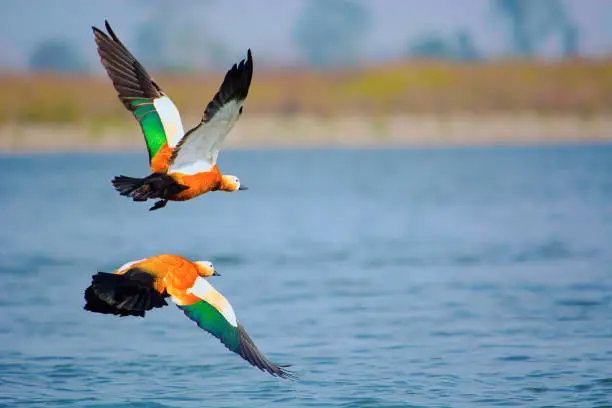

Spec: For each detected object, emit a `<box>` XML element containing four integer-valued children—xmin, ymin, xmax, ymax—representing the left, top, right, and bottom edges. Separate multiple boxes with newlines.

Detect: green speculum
<box><xmin>131</xmin><ymin>99</ymin><xmax>167</xmax><ymax>159</ymax></box>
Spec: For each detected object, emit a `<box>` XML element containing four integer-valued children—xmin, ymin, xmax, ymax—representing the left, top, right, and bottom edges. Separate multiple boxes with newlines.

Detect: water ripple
<box><xmin>3</xmin><ymin>148</ymin><xmax>612</xmax><ymax>407</ymax></box>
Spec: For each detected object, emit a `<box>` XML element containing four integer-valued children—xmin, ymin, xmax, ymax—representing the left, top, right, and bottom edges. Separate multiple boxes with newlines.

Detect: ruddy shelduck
<box><xmin>83</xmin><ymin>254</ymin><xmax>295</xmax><ymax>379</ymax></box>
<box><xmin>93</xmin><ymin>21</ymin><xmax>252</xmax><ymax>211</ymax></box>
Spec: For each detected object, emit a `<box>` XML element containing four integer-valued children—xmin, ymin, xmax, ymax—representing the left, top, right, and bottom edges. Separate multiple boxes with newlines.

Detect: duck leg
<box><xmin>149</xmin><ymin>199</ymin><xmax>168</xmax><ymax>211</ymax></box>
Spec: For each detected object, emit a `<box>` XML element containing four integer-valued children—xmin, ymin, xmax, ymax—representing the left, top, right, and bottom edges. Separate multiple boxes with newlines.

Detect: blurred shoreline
<box><xmin>1</xmin><ymin>60</ymin><xmax>611</xmax><ymax>152</ymax></box>
<box><xmin>1</xmin><ymin>113</ymin><xmax>610</xmax><ymax>152</ymax></box>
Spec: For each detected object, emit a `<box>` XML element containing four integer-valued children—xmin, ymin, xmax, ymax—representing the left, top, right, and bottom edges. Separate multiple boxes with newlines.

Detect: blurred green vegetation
<box><xmin>1</xmin><ymin>60</ymin><xmax>611</xmax><ymax>126</ymax></box>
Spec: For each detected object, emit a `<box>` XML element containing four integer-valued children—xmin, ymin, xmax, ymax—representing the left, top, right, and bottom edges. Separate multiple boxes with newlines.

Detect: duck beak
<box><xmin>238</xmin><ymin>185</ymin><xmax>248</xmax><ymax>191</ymax></box>
<box><xmin>212</xmin><ymin>270</ymin><xmax>221</xmax><ymax>276</ymax></box>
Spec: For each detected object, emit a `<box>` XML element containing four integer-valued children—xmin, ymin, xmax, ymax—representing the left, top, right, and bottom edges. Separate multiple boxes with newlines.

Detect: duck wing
<box><xmin>174</xmin><ymin>277</ymin><xmax>295</xmax><ymax>379</ymax></box>
<box><xmin>168</xmin><ymin>49</ymin><xmax>253</xmax><ymax>175</ymax></box>
<box><xmin>93</xmin><ymin>20</ymin><xmax>184</xmax><ymax>164</ymax></box>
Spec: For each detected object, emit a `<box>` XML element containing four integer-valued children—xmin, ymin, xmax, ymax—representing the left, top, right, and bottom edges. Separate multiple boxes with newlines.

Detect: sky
<box><xmin>0</xmin><ymin>0</ymin><xmax>610</xmax><ymax>71</ymax></box>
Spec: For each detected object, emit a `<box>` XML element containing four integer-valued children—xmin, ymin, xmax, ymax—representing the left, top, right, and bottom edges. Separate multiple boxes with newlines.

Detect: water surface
<box><xmin>1</xmin><ymin>146</ymin><xmax>612</xmax><ymax>407</ymax></box>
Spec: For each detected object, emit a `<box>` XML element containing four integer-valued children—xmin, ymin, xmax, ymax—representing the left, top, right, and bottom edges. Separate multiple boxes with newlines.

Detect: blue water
<box><xmin>1</xmin><ymin>146</ymin><xmax>612</xmax><ymax>407</ymax></box>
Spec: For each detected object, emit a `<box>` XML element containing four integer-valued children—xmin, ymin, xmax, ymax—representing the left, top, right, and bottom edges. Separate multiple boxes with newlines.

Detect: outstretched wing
<box><xmin>92</xmin><ymin>20</ymin><xmax>184</xmax><ymax>162</ymax></box>
<box><xmin>168</xmin><ymin>49</ymin><xmax>253</xmax><ymax>175</ymax></box>
<box><xmin>174</xmin><ymin>277</ymin><xmax>295</xmax><ymax>379</ymax></box>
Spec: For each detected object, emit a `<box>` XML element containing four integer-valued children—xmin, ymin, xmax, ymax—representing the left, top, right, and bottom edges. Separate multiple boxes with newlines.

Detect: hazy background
<box><xmin>0</xmin><ymin>0</ymin><xmax>610</xmax><ymax>150</ymax></box>
<box><xmin>1</xmin><ymin>0</ymin><xmax>610</xmax><ymax>72</ymax></box>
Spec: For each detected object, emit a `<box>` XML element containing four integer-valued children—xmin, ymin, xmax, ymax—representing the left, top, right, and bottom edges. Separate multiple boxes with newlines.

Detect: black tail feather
<box><xmin>112</xmin><ymin>173</ymin><xmax>187</xmax><ymax>203</ymax></box>
<box><xmin>83</xmin><ymin>270</ymin><xmax>168</xmax><ymax>317</ymax></box>
<box><xmin>112</xmin><ymin>175</ymin><xmax>148</xmax><ymax>199</ymax></box>
<box><xmin>84</xmin><ymin>286</ymin><xmax>135</xmax><ymax>316</ymax></box>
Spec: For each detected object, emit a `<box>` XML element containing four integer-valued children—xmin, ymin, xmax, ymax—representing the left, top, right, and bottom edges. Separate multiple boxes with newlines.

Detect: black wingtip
<box><xmin>197</xmin><ymin>48</ymin><xmax>254</xmax><ymax>122</ymax></box>
<box><xmin>92</xmin><ymin>21</ymin><xmax>113</xmax><ymax>44</ymax></box>
<box><xmin>92</xmin><ymin>18</ymin><xmax>164</xmax><ymax>109</ymax></box>
<box><xmin>104</xmin><ymin>19</ymin><xmax>119</xmax><ymax>41</ymax></box>
<box><xmin>236</xmin><ymin>324</ymin><xmax>297</xmax><ymax>380</ymax></box>
<box><xmin>92</xmin><ymin>19</ymin><xmax>113</xmax><ymax>36</ymax></box>
<box><xmin>276</xmin><ymin>366</ymin><xmax>299</xmax><ymax>381</ymax></box>
<box><xmin>245</xmin><ymin>49</ymin><xmax>253</xmax><ymax>77</ymax></box>
<box><xmin>92</xmin><ymin>25</ymin><xmax>104</xmax><ymax>36</ymax></box>
<box><xmin>231</xmin><ymin>48</ymin><xmax>254</xmax><ymax>100</ymax></box>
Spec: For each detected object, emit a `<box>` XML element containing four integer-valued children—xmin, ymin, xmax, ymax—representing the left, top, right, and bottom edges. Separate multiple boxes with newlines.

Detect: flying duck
<box><xmin>93</xmin><ymin>21</ymin><xmax>252</xmax><ymax>211</ymax></box>
<box><xmin>84</xmin><ymin>254</ymin><xmax>295</xmax><ymax>380</ymax></box>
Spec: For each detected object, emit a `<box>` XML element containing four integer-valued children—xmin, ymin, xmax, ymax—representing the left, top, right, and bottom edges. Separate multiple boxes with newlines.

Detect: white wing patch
<box><xmin>185</xmin><ymin>277</ymin><xmax>238</xmax><ymax>327</ymax></box>
<box><xmin>169</xmin><ymin>99</ymin><xmax>243</xmax><ymax>176</ymax></box>
<box><xmin>168</xmin><ymin>158</ymin><xmax>214</xmax><ymax>176</ymax></box>
<box><xmin>116</xmin><ymin>258</ymin><xmax>145</xmax><ymax>274</ymax></box>
<box><xmin>154</xmin><ymin>96</ymin><xmax>184</xmax><ymax>148</ymax></box>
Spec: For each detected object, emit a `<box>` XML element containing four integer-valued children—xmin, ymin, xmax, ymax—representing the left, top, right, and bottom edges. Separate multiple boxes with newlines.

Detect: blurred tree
<box><xmin>408</xmin><ymin>30</ymin><xmax>480</xmax><ymax>60</ymax></box>
<box><xmin>134</xmin><ymin>20</ymin><xmax>166</xmax><ymax>70</ymax></box>
<box><xmin>493</xmin><ymin>0</ymin><xmax>536</xmax><ymax>56</ymax></box>
<box><xmin>28</xmin><ymin>39</ymin><xmax>88</xmax><ymax>73</ymax></box>
<box><xmin>134</xmin><ymin>0</ymin><xmax>232</xmax><ymax>72</ymax></box>
<box><xmin>492</xmin><ymin>0</ymin><xmax>579</xmax><ymax>57</ymax></box>
<box><xmin>409</xmin><ymin>35</ymin><xmax>454</xmax><ymax>59</ymax></box>
<box><xmin>293</xmin><ymin>0</ymin><xmax>371</xmax><ymax>67</ymax></box>
<box><xmin>561</xmin><ymin>24</ymin><xmax>579</xmax><ymax>58</ymax></box>
<box><xmin>455</xmin><ymin>30</ymin><xmax>480</xmax><ymax>61</ymax></box>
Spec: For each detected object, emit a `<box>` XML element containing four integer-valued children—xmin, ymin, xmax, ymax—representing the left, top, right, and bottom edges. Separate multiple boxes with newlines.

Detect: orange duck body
<box><xmin>149</xmin><ymin>143</ymin><xmax>174</xmax><ymax>173</ymax></box>
<box><xmin>112</xmin><ymin>254</ymin><xmax>203</xmax><ymax>300</ymax></box>
<box><xmin>168</xmin><ymin>165</ymin><xmax>224</xmax><ymax>201</ymax></box>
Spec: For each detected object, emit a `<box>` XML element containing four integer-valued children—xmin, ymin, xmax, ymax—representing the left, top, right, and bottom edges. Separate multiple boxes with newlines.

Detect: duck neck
<box><xmin>219</xmin><ymin>174</ymin><xmax>235</xmax><ymax>192</ymax></box>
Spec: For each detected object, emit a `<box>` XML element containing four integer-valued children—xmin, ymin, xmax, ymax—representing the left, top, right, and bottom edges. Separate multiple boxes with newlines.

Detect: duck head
<box><xmin>220</xmin><ymin>175</ymin><xmax>248</xmax><ymax>192</ymax></box>
<box><xmin>195</xmin><ymin>261</ymin><xmax>220</xmax><ymax>277</ymax></box>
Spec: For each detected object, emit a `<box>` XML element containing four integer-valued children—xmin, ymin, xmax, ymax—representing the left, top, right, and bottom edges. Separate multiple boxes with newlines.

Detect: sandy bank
<box><xmin>0</xmin><ymin>114</ymin><xmax>610</xmax><ymax>153</ymax></box>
